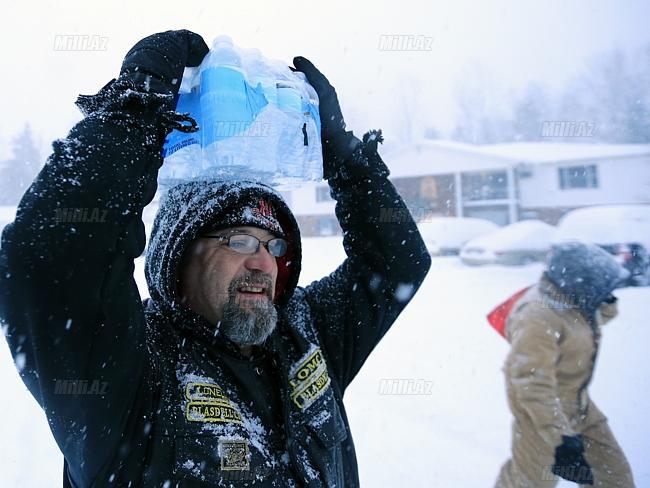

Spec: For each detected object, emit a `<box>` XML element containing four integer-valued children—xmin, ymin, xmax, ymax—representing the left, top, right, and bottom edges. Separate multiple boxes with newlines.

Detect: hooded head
<box><xmin>145</xmin><ymin>179</ymin><xmax>302</xmax><ymax>344</ymax></box>
<box><xmin>544</xmin><ymin>241</ymin><xmax>629</xmax><ymax>317</ymax></box>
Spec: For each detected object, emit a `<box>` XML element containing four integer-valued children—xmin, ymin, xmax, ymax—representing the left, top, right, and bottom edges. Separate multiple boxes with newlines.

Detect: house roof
<box><xmin>478</xmin><ymin>142</ymin><xmax>650</xmax><ymax>163</ymax></box>
<box><xmin>383</xmin><ymin>140</ymin><xmax>650</xmax><ymax>178</ymax></box>
<box><xmin>384</xmin><ymin>140</ymin><xmax>514</xmax><ymax>178</ymax></box>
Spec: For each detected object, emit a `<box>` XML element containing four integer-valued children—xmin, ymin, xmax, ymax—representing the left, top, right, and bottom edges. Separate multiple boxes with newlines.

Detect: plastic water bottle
<box><xmin>199</xmin><ymin>36</ymin><xmax>246</xmax><ymax>174</ymax></box>
<box><xmin>200</xmin><ymin>37</ymin><xmax>270</xmax><ymax>178</ymax></box>
<box><xmin>295</xmin><ymin>70</ymin><xmax>322</xmax><ymax>181</ymax></box>
<box><xmin>244</xmin><ymin>49</ymin><xmax>278</xmax><ymax>104</ymax></box>
<box><xmin>239</xmin><ymin>48</ymin><xmax>280</xmax><ymax>177</ymax></box>
<box><xmin>159</xmin><ymin>74</ymin><xmax>202</xmax><ymax>186</ymax></box>
<box><xmin>276</xmin><ymin>80</ymin><xmax>306</xmax><ymax>180</ymax></box>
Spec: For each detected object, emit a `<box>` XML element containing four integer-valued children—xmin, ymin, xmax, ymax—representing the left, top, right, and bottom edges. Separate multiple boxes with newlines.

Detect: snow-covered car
<box><xmin>417</xmin><ymin>217</ymin><xmax>498</xmax><ymax>255</ymax></box>
<box><xmin>459</xmin><ymin>220</ymin><xmax>557</xmax><ymax>265</ymax></box>
<box><xmin>555</xmin><ymin>205</ymin><xmax>650</xmax><ymax>286</ymax></box>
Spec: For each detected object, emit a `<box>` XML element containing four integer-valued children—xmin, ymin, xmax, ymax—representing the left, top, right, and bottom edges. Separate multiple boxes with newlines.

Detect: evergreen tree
<box><xmin>0</xmin><ymin>124</ymin><xmax>41</xmax><ymax>205</ymax></box>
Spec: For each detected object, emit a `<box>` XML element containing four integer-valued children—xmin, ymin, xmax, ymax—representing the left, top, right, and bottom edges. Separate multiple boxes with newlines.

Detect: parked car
<box><xmin>417</xmin><ymin>217</ymin><xmax>498</xmax><ymax>255</ymax></box>
<box><xmin>460</xmin><ymin>220</ymin><xmax>557</xmax><ymax>265</ymax></box>
<box><xmin>555</xmin><ymin>205</ymin><xmax>650</xmax><ymax>286</ymax></box>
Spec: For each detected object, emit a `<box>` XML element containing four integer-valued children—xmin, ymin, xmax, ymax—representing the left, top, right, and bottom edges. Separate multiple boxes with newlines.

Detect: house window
<box><xmin>558</xmin><ymin>165</ymin><xmax>598</xmax><ymax>189</ymax></box>
<box><xmin>315</xmin><ymin>186</ymin><xmax>332</xmax><ymax>202</ymax></box>
<box><xmin>318</xmin><ymin>218</ymin><xmax>336</xmax><ymax>236</ymax></box>
<box><xmin>461</xmin><ymin>171</ymin><xmax>508</xmax><ymax>201</ymax></box>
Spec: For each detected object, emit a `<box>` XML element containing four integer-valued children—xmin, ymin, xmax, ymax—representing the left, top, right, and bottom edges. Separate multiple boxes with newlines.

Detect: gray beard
<box><xmin>220</xmin><ymin>293</ymin><xmax>278</xmax><ymax>347</ymax></box>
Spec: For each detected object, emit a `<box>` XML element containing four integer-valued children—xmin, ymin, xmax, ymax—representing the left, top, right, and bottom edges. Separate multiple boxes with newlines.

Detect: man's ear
<box><xmin>176</xmin><ymin>242</ymin><xmax>195</xmax><ymax>301</ymax></box>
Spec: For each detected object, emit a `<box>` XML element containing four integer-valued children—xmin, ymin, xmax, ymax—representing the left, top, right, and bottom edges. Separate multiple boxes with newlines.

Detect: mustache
<box><xmin>228</xmin><ymin>270</ymin><xmax>274</xmax><ymax>300</ymax></box>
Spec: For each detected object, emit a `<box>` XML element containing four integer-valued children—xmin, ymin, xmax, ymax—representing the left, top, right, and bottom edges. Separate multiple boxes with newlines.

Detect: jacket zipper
<box><xmin>576</xmin><ymin>318</ymin><xmax>601</xmax><ymax>414</ymax></box>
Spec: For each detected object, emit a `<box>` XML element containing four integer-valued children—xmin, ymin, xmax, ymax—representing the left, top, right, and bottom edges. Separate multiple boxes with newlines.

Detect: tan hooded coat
<box><xmin>495</xmin><ymin>277</ymin><xmax>635</xmax><ymax>487</ymax></box>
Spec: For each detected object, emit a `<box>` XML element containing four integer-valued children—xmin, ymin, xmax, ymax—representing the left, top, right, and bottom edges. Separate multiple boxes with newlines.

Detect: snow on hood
<box><xmin>545</xmin><ymin>241</ymin><xmax>630</xmax><ymax>315</ymax></box>
<box><xmin>144</xmin><ymin>179</ymin><xmax>302</xmax><ymax>316</ymax></box>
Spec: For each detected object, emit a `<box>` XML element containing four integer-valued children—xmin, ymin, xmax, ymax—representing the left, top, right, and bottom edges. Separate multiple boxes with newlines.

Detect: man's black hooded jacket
<box><xmin>0</xmin><ymin>78</ymin><xmax>431</xmax><ymax>487</ymax></box>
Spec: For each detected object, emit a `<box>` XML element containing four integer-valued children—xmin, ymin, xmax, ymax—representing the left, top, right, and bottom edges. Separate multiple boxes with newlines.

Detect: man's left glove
<box><xmin>120</xmin><ymin>30</ymin><xmax>209</xmax><ymax>96</ymax></box>
<box><xmin>292</xmin><ymin>56</ymin><xmax>361</xmax><ymax>179</ymax></box>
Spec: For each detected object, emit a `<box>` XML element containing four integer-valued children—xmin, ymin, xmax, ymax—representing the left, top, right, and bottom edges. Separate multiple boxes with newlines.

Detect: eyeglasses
<box><xmin>202</xmin><ymin>233</ymin><xmax>288</xmax><ymax>257</ymax></box>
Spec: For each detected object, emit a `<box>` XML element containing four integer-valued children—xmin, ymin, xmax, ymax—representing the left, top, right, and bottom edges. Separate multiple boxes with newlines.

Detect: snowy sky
<box><xmin>2</xmin><ymin>0</ymin><xmax>650</xmax><ymax>158</ymax></box>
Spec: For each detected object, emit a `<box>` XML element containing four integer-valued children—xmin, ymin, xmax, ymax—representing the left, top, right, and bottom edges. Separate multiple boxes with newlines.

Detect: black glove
<box><xmin>120</xmin><ymin>30</ymin><xmax>209</xmax><ymax>96</ymax></box>
<box><xmin>603</xmin><ymin>293</ymin><xmax>618</xmax><ymax>304</ymax></box>
<box><xmin>552</xmin><ymin>435</ymin><xmax>594</xmax><ymax>485</ymax></box>
<box><xmin>291</xmin><ymin>56</ymin><xmax>361</xmax><ymax>178</ymax></box>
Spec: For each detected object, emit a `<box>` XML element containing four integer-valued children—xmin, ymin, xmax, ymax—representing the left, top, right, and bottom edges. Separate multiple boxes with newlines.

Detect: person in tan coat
<box><xmin>495</xmin><ymin>242</ymin><xmax>636</xmax><ymax>487</ymax></box>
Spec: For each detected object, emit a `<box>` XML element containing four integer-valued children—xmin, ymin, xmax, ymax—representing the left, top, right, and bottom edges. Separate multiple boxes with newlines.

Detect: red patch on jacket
<box><xmin>486</xmin><ymin>286</ymin><xmax>532</xmax><ymax>338</ymax></box>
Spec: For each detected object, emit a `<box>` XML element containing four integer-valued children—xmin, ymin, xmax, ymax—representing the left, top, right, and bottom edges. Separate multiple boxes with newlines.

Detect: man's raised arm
<box><xmin>0</xmin><ymin>30</ymin><xmax>207</xmax><ymax>486</ymax></box>
<box><xmin>294</xmin><ymin>57</ymin><xmax>431</xmax><ymax>390</ymax></box>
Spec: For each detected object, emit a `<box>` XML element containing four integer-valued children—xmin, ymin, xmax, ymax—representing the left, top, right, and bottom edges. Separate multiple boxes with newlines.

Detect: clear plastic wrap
<box><xmin>160</xmin><ymin>36</ymin><xmax>322</xmax><ymax>189</ymax></box>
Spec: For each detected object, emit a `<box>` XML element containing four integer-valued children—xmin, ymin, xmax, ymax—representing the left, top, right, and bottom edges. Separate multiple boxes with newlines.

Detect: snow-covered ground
<box><xmin>1</xmin><ymin>236</ymin><xmax>648</xmax><ymax>486</ymax></box>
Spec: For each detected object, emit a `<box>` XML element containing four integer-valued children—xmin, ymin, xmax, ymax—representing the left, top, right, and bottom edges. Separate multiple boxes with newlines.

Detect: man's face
<box><xmin>178</xmin><ymin>226</ymin><xmax>280</xmax><ymax>347</ymax></box>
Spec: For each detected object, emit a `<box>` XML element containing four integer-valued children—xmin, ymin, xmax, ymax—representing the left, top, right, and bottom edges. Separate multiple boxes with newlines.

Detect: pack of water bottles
<box><xmin>159</xmin><ymin>36</ymin><xmax>323</xmax><ymax>188</ymax></box>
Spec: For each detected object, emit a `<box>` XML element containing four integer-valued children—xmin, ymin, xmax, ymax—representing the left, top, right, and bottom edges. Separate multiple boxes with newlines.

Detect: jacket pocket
<box><xmin>305</xmin><ymin>399</ymin><xmax>348</xmax><ymax>448</ymax></box>
<box><xmin>174</xmin><ymin>432</ymin><xmax>273</xmax><ymax>486</ymax></box>
<box><xmin>300</xmin><ymin>392</ymin><xmax>348</xmax><ymax>486</ymax></box>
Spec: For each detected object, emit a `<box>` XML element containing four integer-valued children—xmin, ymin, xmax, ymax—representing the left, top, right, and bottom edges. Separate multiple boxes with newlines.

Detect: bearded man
<box><xmin>0</xmin><ymin>30</ymin><xmax>430</xmax><ymax>487</ymax></box>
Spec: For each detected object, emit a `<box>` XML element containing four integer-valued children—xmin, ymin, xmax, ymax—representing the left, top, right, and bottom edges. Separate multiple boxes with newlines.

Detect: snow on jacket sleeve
<box><xmin>303</xmin><ymin>134</ymin><xmax>431</xmax><ymax>390</ymax></box>
<box><xmin>0</xmin><ymin>79</ymin><xmax>170</xmax><ymax>486</ymax></box>
<box><xmin>505</xmin><ymin>304</ymin><xmax>575</xmax><ymax>449</ymax></box>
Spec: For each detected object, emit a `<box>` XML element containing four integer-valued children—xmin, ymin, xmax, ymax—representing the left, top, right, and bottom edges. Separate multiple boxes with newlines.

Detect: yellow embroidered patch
<box><xmin>185</xmin><ymin>382</ymin><xmax>230</xmax><ymax>404</ymax></box>
<box><xmin>289</xmin><ymin>348</ymin><xmax>331</xmax><ymax>410</ymax></box>
<box><xmin>184</xmin><ymin>382</ymin><xmax>242</xmax><ymax>424</ymax></box>
<box><xmin>186</xmin><ymin>402</ymin><xmax>243</xmax><ymax>424</ymax></box>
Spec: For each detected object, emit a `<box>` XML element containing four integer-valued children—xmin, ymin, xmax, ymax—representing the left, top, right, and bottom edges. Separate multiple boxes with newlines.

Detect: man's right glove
<box><xmin>552</xmin><ymin>435</ymin><xmax>594</xmax><ymax>485</ymax></box>
<box><xmin>119</xmin><ymin>29</ymin><xmax>209</xmax><ymax>97</ymax></box>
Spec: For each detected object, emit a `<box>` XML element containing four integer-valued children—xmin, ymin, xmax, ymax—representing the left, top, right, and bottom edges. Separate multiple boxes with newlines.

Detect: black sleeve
<box><xmin>0</xmin><ymin>79</ymin><xmax>173</xmax><ymax>486</ymax></box>
<box><xmin>304</xmin><ymin>132</ymin><xmax>431</xmax><ymax>391</ymax></box>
